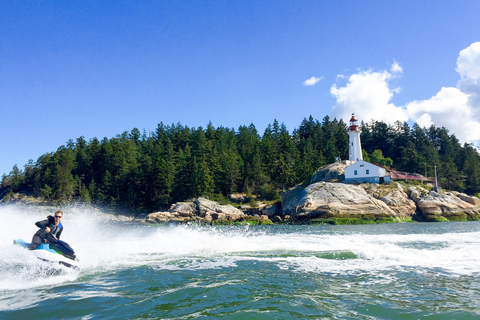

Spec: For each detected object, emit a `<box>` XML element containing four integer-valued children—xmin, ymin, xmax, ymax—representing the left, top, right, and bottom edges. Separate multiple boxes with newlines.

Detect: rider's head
<box><xmin>54</xmin><ymin>210</ymin><xmax>63</xmax><ymax>225</ymax></box>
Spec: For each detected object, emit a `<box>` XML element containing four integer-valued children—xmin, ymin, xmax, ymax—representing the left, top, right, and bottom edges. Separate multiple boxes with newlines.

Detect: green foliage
<box><xmin>375</xmin><ymin>217</ymin><xmax>414</xmax><ymax>223</ymax></box>
<box><xmin>259</xmin><ymin>219</ymin><xmax>274</xmax><ymax>225</ymax></box>
<box><xmin>468</xmin><ymin>214</ymin><xmax>480</xmax><ymax>221</ymax></box>
<box><xmin>207</xmin><ymin>193</ymin><xmax>231</xmax><ymax>206</ymax></box>
<box><xmin>310</xmin><ymin>216</ymin><xmax>414</xmax><ymax>225</ymax></box>
<box><xmin>362</xmin><ymin>149</ymin><xmax>370</xmax><ymax>162</ymax></box>
<box><xmin>258</xmin><ymin>183</ymin><xmax>280</xmax><ymax>201</ymax></box>
<box><xmin>429</xmin><ymin>216</ymin><xmax>450</xmax><ymax>222</ymax></box>
<box><xmin>369</xmin><ymin>149</ymin><xmax>393</xmax><ymax>168</ymax></box>
<box><xmin>311</xmin><ymin>217</ymin><xmax>376</xmax><ymax>225</ymax></box>
<box><xmin>6</xmin><ymin>189</ymin><xmax>15</xmax><ymax>200</ymax></box>
<box><xmin>40</xmin><ymin>184</ymin><xmax>53</xmax><ymax>199</ymax></box>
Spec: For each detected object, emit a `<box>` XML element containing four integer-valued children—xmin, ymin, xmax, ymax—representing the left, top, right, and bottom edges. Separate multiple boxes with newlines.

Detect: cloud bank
<box><xmin>330</xmin><ymin>42</ymin><xmax>480</xmax><ymax>145</ymax></box>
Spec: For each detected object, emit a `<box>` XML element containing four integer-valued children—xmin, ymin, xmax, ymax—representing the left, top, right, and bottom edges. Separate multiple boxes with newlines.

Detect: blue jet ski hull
<box><xmin>14</xmin><ymin>239</ymin><xmax>80</xmax><ymax>269</ymax></box>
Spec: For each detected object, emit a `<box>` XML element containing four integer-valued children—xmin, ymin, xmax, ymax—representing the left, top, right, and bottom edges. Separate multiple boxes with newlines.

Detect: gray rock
<box><xmin>362</xmin><ymin>182</ymin><xmax>416</xmax><ymax>216</ymax></box>
<box><xmin>295</xmin><ymin>182</ymin><xmax>397</xmax><ymax>218</ymax></box>
<box><xmin>169</xmin><ymin>202</ymin><xmax>197</xmax><ymax>217</ymax></box>
<box><xmin>195</xmin><ymin>197</ymin><xmax>245</xmax><ymax>221</ymax></box>
<box><xmin>408</xmin><ymin>186</ymin><xmax>480</xmax><ymax>220</ymax></box>
<box><xmin>282</xmin><ymin>184</ymin><xmax>304</xmax><ymax>216</ymax></box>
<box><xmin>310</xmin><ymin>162</ymin><xmax>348</xmax><ymax>184</ymax></box>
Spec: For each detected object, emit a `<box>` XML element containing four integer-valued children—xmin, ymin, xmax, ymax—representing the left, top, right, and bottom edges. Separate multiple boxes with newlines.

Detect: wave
<box><xmin>1</xmin><ymin>204</ymin><xmax>480</xmax><ymax>292</ymax></box>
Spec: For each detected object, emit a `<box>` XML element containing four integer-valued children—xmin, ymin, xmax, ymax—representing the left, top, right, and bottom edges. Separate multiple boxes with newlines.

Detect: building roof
<box><xmin>387</xmin><ymin>169</ymin><xmax>432</xmax><ymax>182</ymax></box>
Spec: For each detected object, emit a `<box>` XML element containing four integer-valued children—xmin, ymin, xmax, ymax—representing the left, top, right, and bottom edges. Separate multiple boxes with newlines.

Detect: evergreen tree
<box><xmin>54</xmin><ymin>146</ymin><xmax>76</xmax><ymax>201</ymax></box>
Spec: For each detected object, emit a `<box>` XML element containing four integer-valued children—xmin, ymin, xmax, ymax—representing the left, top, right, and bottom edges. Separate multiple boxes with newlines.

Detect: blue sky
<box><xmin>1</xmin><ymin>1</ymin><xmax>480</xmax><ymax>176</ymax></box>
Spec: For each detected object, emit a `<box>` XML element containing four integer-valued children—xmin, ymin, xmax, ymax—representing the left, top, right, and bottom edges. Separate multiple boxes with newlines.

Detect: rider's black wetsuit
<box><xmin>29</xmin><ymin>216</ymin><xmax>63</xmax><ymax>250</ymax></box>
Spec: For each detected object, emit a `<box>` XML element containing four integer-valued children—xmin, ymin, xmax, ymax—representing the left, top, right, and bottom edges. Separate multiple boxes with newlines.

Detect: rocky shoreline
<box><xmin>3</xmin><ymin>163</ymin><xmax>480</xmax><ymax>225</ymax></box>
<box><xmin>145</xmin><ymin>163</ymin><xmax>480</xmax><ymax>225</ymax></box>
<box><xmin>281</xmin><ymin>163</ymin><xmax>480</xmax><ymax>223</ymax></box>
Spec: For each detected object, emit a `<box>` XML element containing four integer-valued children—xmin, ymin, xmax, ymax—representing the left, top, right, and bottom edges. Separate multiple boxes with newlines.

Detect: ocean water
<box><xmin>1</xmin><ymin>205</ymin><xmax>479</xmax><ymax>319</ymax></box>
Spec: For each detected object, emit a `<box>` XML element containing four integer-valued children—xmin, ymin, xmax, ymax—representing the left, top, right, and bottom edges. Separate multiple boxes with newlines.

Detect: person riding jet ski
<box><xmin>29</xmin><ymin>210</ymin><xmax>64</xmax><ymax>250</ymax></box>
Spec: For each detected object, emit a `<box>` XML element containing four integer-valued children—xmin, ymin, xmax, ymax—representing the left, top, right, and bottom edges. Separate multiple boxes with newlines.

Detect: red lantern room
<box><xmin>349</xmin><ymin>114</ymin><xmax>359</xmax><ymax>131</ymax></box>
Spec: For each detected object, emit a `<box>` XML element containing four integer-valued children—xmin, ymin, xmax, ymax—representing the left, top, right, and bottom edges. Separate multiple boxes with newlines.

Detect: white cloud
<box><xmin>390</xmin><ymin>61</ymin><xmax>403</xmax><ymax>74</ymax></box>
<box><xmin>330</xmin><ymin>64</ymin><xmax>408</xmax><ymax>125</ymax></box>
<box><xmin>329</xmin><ymin>46</ymin><xmax>480</xmax><ymax>145</ymax></box>
<box><xmin>405</xmin><ymin>87</ymin><xmax>478</xmax><ymax>141</ymax></box>
<box><xmin>416</xmin><ymin>113</ymin><xmax>433</xmax><ymax>128</ymax></box>
<box><xmin>406</xmin><ymin>42</ymin><xmax>480</xmax><ymax>143</ymax></box>
<box><xmin>456</xmin><ymin>42</ymin><xmax>480</xmax><ymax>79</ymax></box>
<box><xmin>303</xmin><ymin>76</ymin><xmax>322</xmax><ymax>86</ymax></box>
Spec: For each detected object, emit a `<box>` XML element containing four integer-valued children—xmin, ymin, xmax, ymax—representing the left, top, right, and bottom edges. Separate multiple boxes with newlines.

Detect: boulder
<box><xmin>195</xmin><ymin>197</ymin><xmax>245</xmax><ymax>221</ymax></box>
<box><xmin>146</xmin><ymin>211</ymin><xmax>191</xmax><ymax>223</ymax></box>
<box><xmin>295</xmin><ymin>182</ymin><xmax>397</xmax><ymax>218</ymax></box>
<box><xmin>408</xmin><ymin>186</ymin><xmax>480</xmax><ymax>221</ymax></box>
<box><xmin>457</xmin><ymin>192</ymin><xmax>480</xmax><ymax>206</ymax></box>
<box><xmin>169</xmin><ymin>202</ymin><xmax>197</xmax><ymax>217</ymax></box>
<box><xmin>146</xmin><ymin>198</ymin><xmax>245</xmax><ymax>224</ymax></box>
<box><xmin>310</xmin><ymin>162</ymin><xmax>348</xmax><ymax>184</ymax></box>
<box><xmin>240</xmin><ymin>202</ymin><xmax>279</xmax><ymax>217</ymax></box>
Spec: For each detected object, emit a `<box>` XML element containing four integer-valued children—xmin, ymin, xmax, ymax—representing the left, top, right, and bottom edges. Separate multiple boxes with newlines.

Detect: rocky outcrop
<box><xmin>309</xmin><ymin>162</ymin><xmax>348</xmax><ymax>184</ymax></box>
<box><xmin>146</xmin><ymin>197</ymin><xmax>246</xmax><ymax>224</ymax></box>
<box><xmin>284</xmin><ymin>179</ymin><xmax>480</xmax><ymax>222</ymax></box>
<box><xmin>294</xmin><ymin>182</ymin><xmax>400</xmax><ymax>219</ymax></box>
<box><xmin>195</xmin><ymin>197</ymin><xmax>245</xmax><ymax>222</ymax></box>
<box><xmin>407</xmin><ymin>186</ymin><xmax>480</xmax><ymax>221</ymax></box>
<box><xmin>281</xmin><ymin>160</ymin><xmax>480</xmax><ymax>222</ymax></box>
<box><xmin>170</xmin><ymin>202</ymin><xmax>197</xmax><ymax>217</ymax></box>
<box><xmin>146</xmin><ymin>211</ymin><xmax>191</xmax><ymax>223</ymax></box>
<box><xmin>283</xmin><ymin>180</ymin><xmax>417</xmax><ymax>220</ymax></box>
<box><xmin>361</xmin><ymin>182</ymin><xmax>416</xmax><ymax>215</ymax></box>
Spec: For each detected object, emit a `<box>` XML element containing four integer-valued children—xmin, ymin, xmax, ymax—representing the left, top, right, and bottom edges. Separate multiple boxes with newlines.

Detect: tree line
<box><xmin>2</xmin><ymin>116</ymin><xmax>480</xmax><ymax>213</ymax></box>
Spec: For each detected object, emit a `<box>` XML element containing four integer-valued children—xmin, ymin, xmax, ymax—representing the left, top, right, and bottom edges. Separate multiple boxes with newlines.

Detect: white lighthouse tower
<box><xmin>348</xmin><ymin>114</ymin><xmax>363</xmax><ymax>162</ymax></box>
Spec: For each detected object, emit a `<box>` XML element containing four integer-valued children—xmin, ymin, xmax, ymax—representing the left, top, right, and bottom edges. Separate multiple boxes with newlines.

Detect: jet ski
<box><xmin>14</xmin><ymin>237</ymin><xmax>80</xmax><ymax>270</ymax></box>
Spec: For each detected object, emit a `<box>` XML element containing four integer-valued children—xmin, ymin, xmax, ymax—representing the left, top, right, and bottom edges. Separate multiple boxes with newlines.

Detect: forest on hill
<box><xmin>2</xmin><ymin>116</ymin><xmax>480</xmax><ymax>213</ymax></box>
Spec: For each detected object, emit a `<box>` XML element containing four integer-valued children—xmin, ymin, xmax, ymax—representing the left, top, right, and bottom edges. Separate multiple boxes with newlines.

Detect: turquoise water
<box><xmin>1</xmin><ymin>205</ymin><xmax>480</xmax><ymax>319</ymax></box>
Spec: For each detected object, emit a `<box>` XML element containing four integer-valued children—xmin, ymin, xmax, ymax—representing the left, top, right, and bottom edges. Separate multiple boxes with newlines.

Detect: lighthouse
<box><xmin>344</xmin><ymin>114</ymin><xmax>391</xmax><ymax>184</ymax></box>
<box><xmin>348</xmin><ymin>114</ymin><xmax>363</xmax><ymax>162</ymax></box>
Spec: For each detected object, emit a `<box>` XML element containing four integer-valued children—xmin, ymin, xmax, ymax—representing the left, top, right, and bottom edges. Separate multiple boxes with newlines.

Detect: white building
<box><xmin>344</xmin><ymin>160</ymin><xmax>391</xmax><ymax>184</ymax></box>
<box><xmin>344</xmin><ymin>114</ymin><xmax>391</xmax><ymax>184</ymax></box>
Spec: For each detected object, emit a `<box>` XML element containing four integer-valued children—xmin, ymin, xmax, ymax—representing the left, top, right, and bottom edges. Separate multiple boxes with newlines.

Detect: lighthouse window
<box><xmin>366</xmin><ymin>170</ymin><xmax>370</xmax><ymax>175</ymax></box>
<box><xmin>354</xmin><ymin>170</ymin><xmax>357</xmax><ymax>175</ymax></box>
<box><xmin>351</xmin><ymin>142</ymin><xmax>353</xmax><ymax>146</ymax></box>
